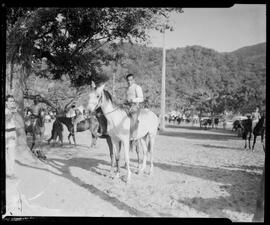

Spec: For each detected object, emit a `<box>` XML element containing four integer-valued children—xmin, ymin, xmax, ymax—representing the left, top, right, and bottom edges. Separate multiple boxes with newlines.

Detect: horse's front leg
<box><xmin>59</xmin><ymin>132</ymin><xmax>63</xmax><ymax>147</ymax></box>
<box><xmin>105</xmin><ymin>137</ymin><xmax>115</xmax><ymax>175</ymax></box>
<box><xmin>244</xmin><ymin>137</ymin><xmax>247</xmax><ymax>150</ymax></box>
<box><xmin>72</xmin><ymin>132</ymin><xmax>77</xmax><ymax>146</ymax></box>
<box><xmin>68</xmin><ymin>132</ymin><xmax>72</xmax><ymax>145</ymax></box>
<box><xmin>90</xmin><ymin>133</ymin><xmax>97</xmax><ymax>148</ymax></box>
<box><xmin>113</xmin><ymin>140</ymin><xmax>121</xmax><ymax>179</ymax></box>
<box><xmin>248</xmin><ymin>132</ymin><xmax>252</xmax><ymax>149</ymax></box>
<box><xmin>252</xmin><ymin>134</ymin><xmax>257</xmax><ymax>150</ymax></box>
<box><xmin>261</xmin><ymin>131</ymin><xmax>265</xmax><ymax>152</ymax></box>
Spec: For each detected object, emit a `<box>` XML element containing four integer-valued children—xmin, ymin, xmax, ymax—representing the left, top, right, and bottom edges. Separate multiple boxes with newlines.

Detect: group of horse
<box><xmin>200</xmin><ymin>117</ymin><xmax>219</xmax><ymax>129</ymax></box>
<box><xmin>232</xmin><ymin>116</ymin><xmax>265</xmax><ymax>151</ymax></box>
<box><xmin>24</xmin><ymin>81</ymin><xmax>159</xmax><ymax>183</ymax></box>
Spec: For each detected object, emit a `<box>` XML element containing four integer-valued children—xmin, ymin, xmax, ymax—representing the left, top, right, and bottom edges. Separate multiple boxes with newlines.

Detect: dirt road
<box><xmin>4</xmin><ymin>121</ymin><xmax>265</xmax><ymax>221</ymax></box>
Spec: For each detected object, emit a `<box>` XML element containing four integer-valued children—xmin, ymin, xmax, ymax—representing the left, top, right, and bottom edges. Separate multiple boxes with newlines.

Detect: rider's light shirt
<box><xmin>126</xmin><ymin>83</ymin><xmax>144</xmax><ymax>103</ymax></box>
<box><xmin>252</xmin><ymin>111</ymin><xmax>261</xmax><ymax>122</ymax></box>
<box><xmin>66</xmin><ymin>108</ymin><xmax>76</xmax><ymax>118</ymax></box>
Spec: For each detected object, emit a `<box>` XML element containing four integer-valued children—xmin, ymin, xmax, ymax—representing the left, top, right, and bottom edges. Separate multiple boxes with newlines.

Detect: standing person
<box><xmin>5</xmin><ymin>94</ymin><xmax>22</xmax><ymax>215</ymax></box>
<box><xmin>124</xmin><ymin>73</ymin><xmax>144</xmax><ymax>140</ymax></box>
<box><xmin>66</xmin><ymin>104</ymin><xmax>77</xmax><ymax>134</ymax></box>
<box><xmin>29</xmin><ymin>99</ymin><xmax>42</xmax><ymax>126</ymax></box>
<box><xmin>5</xmin><ymin>95</ymin><xmax>17</xmax><ymax>178</ymax></box>
<box><xmin>252</xmin><ymin>106</ymin><xmax>261</xmax><ymax>130</ymax></box>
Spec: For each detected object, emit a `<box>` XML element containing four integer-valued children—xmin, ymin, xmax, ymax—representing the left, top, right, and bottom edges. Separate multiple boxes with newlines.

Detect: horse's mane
<box><xmin>102</xmin><ymin>89</ymin><xmax>126</xmax><ymax>111</ymax></box>
<box><xmin>103</xmin><ymin>90</ymin><xmax>113</xmax><ymax>103</ymax></box>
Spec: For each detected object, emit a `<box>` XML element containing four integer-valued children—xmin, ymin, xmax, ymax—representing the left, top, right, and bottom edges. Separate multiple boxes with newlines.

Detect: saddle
<box><xmin>127</xmin><ymin>103</ymin><xmax>143</xmax><ymax>140</ymax></box>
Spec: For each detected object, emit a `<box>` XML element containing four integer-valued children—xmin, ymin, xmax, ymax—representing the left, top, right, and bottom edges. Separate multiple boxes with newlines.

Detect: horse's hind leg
<box><xmin>261</xmin><ymin>132</ymin><xmax>265</xmax><ymax>152</ymax></box>
<box><xmin>148</xmin><ymin>134</ymin><xmax>155</xmax><ymax>175</ymax></box>
<box><xmin>139</xmin><ymin>138</ymin><xmax>148</xmax><ymax>174</ymax></box>
<box><xmin>135</xmin><ymin>141</ymin><xmax>140</xmax><ymax>173</ymax></box>
<box><xmin>252</xmin><ymin>135</ymin><xmax>257</xmax><ymax>150</ymax></box>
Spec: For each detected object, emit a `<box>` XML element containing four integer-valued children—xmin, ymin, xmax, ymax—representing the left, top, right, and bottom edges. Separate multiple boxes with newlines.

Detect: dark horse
<box><xmin>252</xmin><ymin>115</ymin><xmax>265</xmax><ymax>151</ymax></box>
<box><xmin>242</xmin><ymin>116</ymin><xmax>265</xmax><ymax>151</ymax></box>
<box><xmin>55</xmin><ymin>108</ymin><xmax>115</xmax><ymax>171</ymax></box>
<box><xmin>25</xmin><ymin>108</ymin><xmax>46</xmax><ymax>159</ymax></box>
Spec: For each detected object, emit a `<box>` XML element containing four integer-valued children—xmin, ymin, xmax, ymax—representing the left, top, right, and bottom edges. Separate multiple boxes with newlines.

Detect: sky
<box><xmin>147</xmin><ymin>4</ymin><xmax>266</xmax><ymax>52</ymax></box>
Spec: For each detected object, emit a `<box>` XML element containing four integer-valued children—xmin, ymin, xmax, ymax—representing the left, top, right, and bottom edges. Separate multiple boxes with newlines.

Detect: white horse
<box><xmin>85</xmin><ymin>82</ymin><xmax>159</xmax><ymax>183</ymax></box>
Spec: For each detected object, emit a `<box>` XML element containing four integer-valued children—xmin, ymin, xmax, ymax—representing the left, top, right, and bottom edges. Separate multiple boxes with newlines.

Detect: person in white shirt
<box><xmin>125</xmin><ymin>73</ymin><xmax>144</xmax><ymax>140</ymax></box>
<box><xmin>66</xmin><ymin>104</ymin><xmax>77</xmax><ymax>134</ymax></box>
<box><xmin>5</xmin><ymin>95</ymin><xmax>17</xmax><ymax>178</ymax></box>
<box><xmin>252</xmin><ymin>106</ymin><xmax>261</xmax><ymax>130</ymax></box>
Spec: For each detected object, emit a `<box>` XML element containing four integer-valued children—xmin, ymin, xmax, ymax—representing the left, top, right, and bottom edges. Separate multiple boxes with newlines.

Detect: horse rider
<box><xmin>252</xmin><ymin>106</ymin><xmax>261</xmax><ymax>130</ymax></box>
<box><xmin>124</xmin><ymin>73</ymin><xmax>144</xmax><ymax>140</ymax></box>
<box><xmin>29</xmin><ymin>99</ymin><xmax>42</xmax><ymax>126</ymax></box>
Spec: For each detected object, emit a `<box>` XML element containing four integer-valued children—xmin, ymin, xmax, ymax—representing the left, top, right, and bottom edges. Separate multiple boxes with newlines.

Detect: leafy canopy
<box><xmin>6</xmin><ymin>8</ymin><xmax>183</xmax><ymax>86</ymax></box>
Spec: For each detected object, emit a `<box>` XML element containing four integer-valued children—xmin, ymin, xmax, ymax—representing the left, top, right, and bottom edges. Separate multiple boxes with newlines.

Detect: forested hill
<box><xmin>231</xmin><ymin>42</ymin><xmax>266</xmax><ymax>60</ymax></box>
<box><xmin>108</xmin><ymin>42</ymin><xmax>266</xmax><ymax>115</ymax></box>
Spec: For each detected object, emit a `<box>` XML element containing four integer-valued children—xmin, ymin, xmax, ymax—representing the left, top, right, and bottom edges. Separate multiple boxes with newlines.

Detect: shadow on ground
<box><xmin>15</xmin><ymin>156</ymin><xmax>150</xmax><ymax>217</ymax></box>
<box><xmin>159</xmin><ymin>128</ymin><xmax>239</xmax><ymax>141</ymax></box>
<box><xmin>130</xmin><ymin>157</ymin><xmax>263</xmax><ymax>218</ymax></box>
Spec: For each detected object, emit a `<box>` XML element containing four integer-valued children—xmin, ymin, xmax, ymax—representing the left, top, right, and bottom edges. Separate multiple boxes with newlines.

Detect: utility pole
<box><xmin>160</xmin><ymin>27</ymin><xmax>166</xmax><ymax>131</ymax></box>
<box><xmin>113</xmin><ymin>67</ymin><xmax>116</xmax><ymax>97</ymax></box>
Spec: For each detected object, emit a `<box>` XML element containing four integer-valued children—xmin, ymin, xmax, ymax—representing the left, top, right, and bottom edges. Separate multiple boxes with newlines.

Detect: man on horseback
<box><xmin>252</xmin><ymin>106</ymin><xmax>261</xmax><ymax>130</ymax></box>
<box><xmin>124</xmin><ymin>73</ymin><xmax>144</xmax><ymax>140</ymax></box>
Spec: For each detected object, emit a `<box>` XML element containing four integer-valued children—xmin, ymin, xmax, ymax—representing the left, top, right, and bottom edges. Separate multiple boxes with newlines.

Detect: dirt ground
<box><xmin>4</xmin><ymin>121</ymin><xmax>265</xmax><ymax>221</ymax></box>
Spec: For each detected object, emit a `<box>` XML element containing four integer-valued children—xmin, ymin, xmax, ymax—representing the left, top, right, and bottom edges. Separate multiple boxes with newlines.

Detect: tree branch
<box><xmin>23</xmin><ymin>93</ymin><xmax>58</xmax><ymax>111</ymax></box>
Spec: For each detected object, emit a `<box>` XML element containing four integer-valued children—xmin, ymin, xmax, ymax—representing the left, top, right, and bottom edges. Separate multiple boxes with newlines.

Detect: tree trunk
<box><xmin>11</xmin><ymin>64</ymin><xmax>42</xmax><ymax>163</ymax></box>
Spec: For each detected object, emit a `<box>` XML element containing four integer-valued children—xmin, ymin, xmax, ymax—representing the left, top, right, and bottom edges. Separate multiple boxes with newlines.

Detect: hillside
<box><xmin>22</xmin><ymin>42</ymin><xmax>266</xmax><ymax>116</ymax></box>
<box><xmin>106</xmin><ymin>42</ymin><xmax>266</xmax><ymax>114</ymax></box>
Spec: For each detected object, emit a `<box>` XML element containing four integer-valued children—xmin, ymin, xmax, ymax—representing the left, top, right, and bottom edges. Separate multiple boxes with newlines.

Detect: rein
<box><xmin>95</xmin><ymin>107</ymin><xmax>120</xmax><ymax>117</ymax></box>
<box><xmin>92</xmin><ymin>91</ymin><xmax>119</xmax><ymax>117</ymax></box>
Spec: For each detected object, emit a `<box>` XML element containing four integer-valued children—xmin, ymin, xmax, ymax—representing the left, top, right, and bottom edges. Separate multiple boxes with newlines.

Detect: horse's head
<box><xmin>86</xmin><ymin>81</ymin><xmax>106</xmax><ymax>112</ymax></box>
<box><xmin>39</xmin><ymin>108</ymin><xmax>46</xmax><ymax>118</ymax></box>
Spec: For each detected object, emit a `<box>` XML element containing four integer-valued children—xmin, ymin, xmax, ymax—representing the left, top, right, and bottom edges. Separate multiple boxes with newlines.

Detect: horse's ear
<box><xmin>91</xmin><ymin>81</ymin><xmax>96</xmax><ymax>89</ymax></box>
<box><xmin>96</xmin><ymin>83</ymin><xmax>105</xmax><ymax>94</ymax></box>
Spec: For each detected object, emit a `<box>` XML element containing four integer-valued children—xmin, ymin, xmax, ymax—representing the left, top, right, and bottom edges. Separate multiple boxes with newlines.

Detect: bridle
<box><xmin>91</xmin><ymin>90</ymin><xmax>119</xmax><ymax>117</ymax></box>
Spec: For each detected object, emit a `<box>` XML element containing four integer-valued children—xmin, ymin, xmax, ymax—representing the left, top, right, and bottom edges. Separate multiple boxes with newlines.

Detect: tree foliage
<box><xmin>6</xmin><ymin>7</ymin><xmax>182</xmax><ymax>87</ymax></box>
